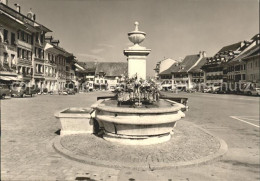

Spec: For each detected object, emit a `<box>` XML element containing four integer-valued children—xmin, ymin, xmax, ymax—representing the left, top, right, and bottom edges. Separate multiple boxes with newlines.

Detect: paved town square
<box><xmin>0</xmin><ymin>0</ymin><xmax>259</xmax><ymax>181</ymax></box>
<box><xmin>1</xmin><ymin>91</ymin><xmax>259</xmax><ymax>181</ymax></box>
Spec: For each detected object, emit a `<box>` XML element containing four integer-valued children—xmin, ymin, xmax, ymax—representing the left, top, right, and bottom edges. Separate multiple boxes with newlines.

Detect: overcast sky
<box><xmin>9</xmin><ymin>0</ymin><xmax>259</xmax><ymax>76</ymax></box>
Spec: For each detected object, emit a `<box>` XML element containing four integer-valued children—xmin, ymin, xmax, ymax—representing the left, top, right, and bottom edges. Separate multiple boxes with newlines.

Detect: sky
<box><xmin>8</xmin><ymin>0</ymin><xmax>259</xmax><ymax>76</ymax></box>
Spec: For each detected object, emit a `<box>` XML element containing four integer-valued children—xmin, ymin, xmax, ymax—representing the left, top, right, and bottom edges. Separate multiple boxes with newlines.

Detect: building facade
<box><xmin>0</xmin><ymin>1</ymin><xmax>77</xmax><ymax>93</ymax></box>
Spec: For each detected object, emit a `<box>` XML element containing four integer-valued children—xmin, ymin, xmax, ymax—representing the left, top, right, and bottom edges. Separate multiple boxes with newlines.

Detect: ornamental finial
<box><xmin>134</xmin><ymin>21</ymin><xmax>139</xmax><ymax>31</ymax></box>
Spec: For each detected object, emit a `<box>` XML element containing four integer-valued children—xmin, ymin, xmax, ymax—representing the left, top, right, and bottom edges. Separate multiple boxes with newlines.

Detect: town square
<box><xmin>0</xmin><ymin>0</ymin><xmax>259</xmax><ymax>181</ymax></box>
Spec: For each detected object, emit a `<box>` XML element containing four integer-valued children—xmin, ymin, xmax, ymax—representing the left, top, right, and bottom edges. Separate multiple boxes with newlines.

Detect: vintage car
<box><xmin>0</xmin><ymin>84</ymin><xmax>11</xmax><ymax>99</ymax></box>
<box><xmin>11</xmin><ymin>83</ymin><xmax>37</xmax><ymax>97</ymax></box>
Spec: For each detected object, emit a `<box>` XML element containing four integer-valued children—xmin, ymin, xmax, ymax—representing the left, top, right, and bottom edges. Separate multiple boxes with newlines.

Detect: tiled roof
<box><xmin>77</xmin><ymin>61</ymin><xmax>128</xmax><ymax>76</ymax></box>
<box><xmin>176</xmin><ymin>54</ymin><xmax>201</xmax><ymax>73</ymax></box>
<box><xmin>216</xmin><ymin>41</ymin><xmax>242</xmax><ymax>54</ymax></box>
<box><xmin>159</xmin><ymin>54</ymin><xmax>202</xmax><ymax>75</ymax></box>
<box><xmin>95</xmin><ymin>62</ymin><xmax>128</xmax><ymax>77</ymax></box>
<box><xmin>77</xmin><ymin>62</ymin><xmax>98</xmax><ymax>73</ymax></box>
<box><xmin>239</xmin><ymin>45</ymin><xmax>260</xmax><ymax>61</ymax></box>
<box><xmin>159</xmin><ymin>63</ymin><xmax>177</xmax><ymax>75</ymax></box>
<box><xmin>189</xmin><ymin>57</ymin><xmax>207</xmax><ymax>72</ymax></box>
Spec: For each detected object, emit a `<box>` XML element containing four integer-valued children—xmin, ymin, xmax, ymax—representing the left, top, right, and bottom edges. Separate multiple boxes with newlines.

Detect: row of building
<box><xmin>76</xmin><ymin>62</ymin><xmax>127</xmax><ymax>91</ymax></box>
<box><xmin>0</xmin><ymin>0</ymin><xmax>77</xmax><ymax>93</ymax></box>
<box><xmin>154</xmin><ymin>33</ymin><xmax>259</xmax><ymax>90</ymax></box>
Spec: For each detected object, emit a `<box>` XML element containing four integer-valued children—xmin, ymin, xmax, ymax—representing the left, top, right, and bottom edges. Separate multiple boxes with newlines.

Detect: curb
<box><xmin>52</xmin><ymin>122</ymin><xmax>228</xmax><ymax>170</ymax></box>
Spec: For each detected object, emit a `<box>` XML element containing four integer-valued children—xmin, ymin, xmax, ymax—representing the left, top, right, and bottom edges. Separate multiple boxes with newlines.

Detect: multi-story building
<box><xmin>0</xmin><ymin>1</ymin><xmax>52</xmax><ymax>87</ymax></box>
<box><xmin>202</xmin><ymin>41</ymin><xmax>244</xmax><ymax>86</ymax></box>
<box><xmin>244</xmin><ymin>46</ymin><xmax>260</xmax><ymax>87</ymax></box>
<box><xmin>224</xmin><ymin>34</ymin><xmax>259</xmax><ymax>88</ymax></box>
<box><xmin>154</xmin><ymin>58</ymin><xmax>177</xmax><ymax>80</ymax></box>
<box><xmin>171</xmin><ymin>51</ymin><xmax>206</xmax><ymax>90</ymax></box>
<box><xmin>43</xmin><ymin>36</ymin><xmax>76</xmax><ymax>93</ymax></box>
<box><xmin>94</xmin><ymin>62</ymin><xmax>127</xmax><ymax>90</ymax></box>
<box><xmin>0</xmin><ymin>2</ymin><xmax>19</xmax><ymax>82</ymax></box>
<box><xmin>76</xmin><ymin>62</ymin><xmax>97</xmax><ymax>91</ymax></box>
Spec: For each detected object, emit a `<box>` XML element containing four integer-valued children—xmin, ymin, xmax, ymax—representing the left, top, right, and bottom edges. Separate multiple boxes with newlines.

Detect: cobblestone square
<box><xmin>1</xmin><ymin>92</ymin><xmax>259</xmax><ymax>181</ymax></box>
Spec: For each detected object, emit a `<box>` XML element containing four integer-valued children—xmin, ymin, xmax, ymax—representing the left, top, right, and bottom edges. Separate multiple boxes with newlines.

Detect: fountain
<box><xmin>53</xmin><ymin>22</ymin><xmax>227</xmax><ymax>170</ymax></box>
<box><xmin>88</xmin><ymin>22</ymin><xmax>186</xmax><ymax>145</ymax></box>
<box><xmin>55</xmin><ymin>22</ymin><xmax>187</xmax><ymax>145</ymax></box>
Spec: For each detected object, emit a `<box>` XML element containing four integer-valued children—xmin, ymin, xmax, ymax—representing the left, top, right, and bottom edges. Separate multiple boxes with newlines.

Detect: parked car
<box><xmin>0</xmin><ymin>84</ymin><xmax>11</xmax><ymax>99</ymax></box>
<box><xmin>202</xmin><ymin>86</ymin><xmax>211</xmax><ymax>93</ymax></box>
<box><xmin>244</xmin><ymin>87</ymin><xmax>260</xmax><ymax>96</ymax></box>
<box><xmin>11</xmin><ymin>83</ymin><xmax>37</xmax><ymax>97</ymax></box>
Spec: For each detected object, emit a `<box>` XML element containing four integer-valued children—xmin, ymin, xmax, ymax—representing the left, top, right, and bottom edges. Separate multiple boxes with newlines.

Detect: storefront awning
<box><xmin>0</xmin><ymin>76</ymin><xmax>18</xmax><ymax>81</ymax></box>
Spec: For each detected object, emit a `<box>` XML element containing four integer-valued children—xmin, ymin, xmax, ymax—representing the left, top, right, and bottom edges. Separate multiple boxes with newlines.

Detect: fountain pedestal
<box><xmin>124</xmin><ymin>22</ymin><xmax>151</xmax><ymax>80</ymax></box>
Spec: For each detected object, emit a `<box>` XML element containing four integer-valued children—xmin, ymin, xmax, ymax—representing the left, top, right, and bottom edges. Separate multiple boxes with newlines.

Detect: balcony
<box><xmin>34</xmin><ymin>71</ymin><xmax>44</xmax><ymax>77</ymax></box>
<box><xmin>0</xmin><ymin>41</ymin><xmax>16</xmax><ymax>52</ymax></box>
<box><xmin>17</xmin><ymin>39</ymin><xmax>32</xmax><ymax>49</ymax></box>
<box><xmin>17</xmin><ymin>58</ymin><xmax>32</xmax><ymax>66</ymax></box>
<box><xmin>34</xmin><ymin>57</ymin><xmax>45</xmax><ymax>63</ymax></box>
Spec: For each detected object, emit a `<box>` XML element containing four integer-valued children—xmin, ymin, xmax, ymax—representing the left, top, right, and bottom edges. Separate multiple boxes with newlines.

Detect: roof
<box><xmin>0</xmin><ymin>3</ymin><xmax>52</xmax><ymax>32</ymax></box>
<box><xmin>77</xmin><ymin>61</ymin><xmax>128</xmax><ymax>76</ymax></box>
<box><xmin>229</xmin><ymin>42</ymin><xmax>259</xmax><ymax>63</ymax></box>
<box><xmin>216</xmin><ymin>41</ymin><xmax>242</xmax><ymax>54</ymax></box>
<box><xmin>77</xmin><ymin>62</ymin><xmax>98</xmax><ymax>73</ymax></box>
<box><xmin>95</xmin><ymin>62</ymin><xmax>128</xmax><ymax>77</ymax></box>
<box><xmin>176</xmin><ymin>54</ymin><xmax>201</xmax><ymax>73</ymax></box>
<box><xmin>189</xmin><ymin>57</ymin><xmax>207</xmax><ymax>72</ymax></box>
<box><xmin>241</xmin><ymin>45</ymin><xmax>260</xmax><ymax>61</ymax></box>
<box><xmin>159</xmin><ymin>63</ymin><xmax>177</xmax><ymax>75</ymax></box>
<box><xmin>159</xmin><ymin>54</ymin><xmax>203</xmax><ymax>75</ymax></box>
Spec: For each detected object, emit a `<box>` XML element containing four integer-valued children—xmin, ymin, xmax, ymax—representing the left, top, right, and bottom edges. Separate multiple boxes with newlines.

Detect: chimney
<box><xmin>202</xmin><ymin>51</ymin><xmax>206</xmax><ymax>58</ymax></box>
<box><xmin>27</xmin><ymin>8</ymin><xmax>36</xmax><ymax>21</ymax></box>
<box><xmin>51</xmin><ymin>39</ymin><xmax>60</xmax><ymax>46</ymax></box>
<box><xmin>199</xmin><ymin>51</ymin><xmax>206</xmax><ymax>58</ymax></box>
<box><xmin>1</xmin><ymin>0</ymin><xmax>8</xmax><ymax>5</ymax></box>
<box><xmin>14</xmin><ymin>3</ymin><xmax>21</xmax><ymax>13</ymax></box>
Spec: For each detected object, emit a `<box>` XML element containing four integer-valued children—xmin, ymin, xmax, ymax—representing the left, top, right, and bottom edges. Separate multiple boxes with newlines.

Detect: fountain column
<box><xmin>124</xmin><ymin>22</ymin><xmax>151</xmax><ymax>80</ymax></box>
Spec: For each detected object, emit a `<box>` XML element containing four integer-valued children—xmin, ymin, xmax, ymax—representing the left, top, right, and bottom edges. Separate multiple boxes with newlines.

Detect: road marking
<box><xmin>239</xmin><ymin>117</ymin><xmax>259</xmax><ymax>122</ymax></box>
<box><xmin>230</xmin><ymin>116</ymin><xmax>260</xmax><ymax>128</ymax></box>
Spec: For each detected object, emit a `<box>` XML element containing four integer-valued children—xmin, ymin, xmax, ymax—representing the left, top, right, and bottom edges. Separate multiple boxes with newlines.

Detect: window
<box><xmin>40</xmin><ymin>34</ymin><xmax>44</xmax><ymax>44</ymax></box>
<box><xmin>21</xmin><ymin>31</ymin><xmax>25</xmax><ymax>41</ymax></box>
<box><xmin>11</xmin><ymin>54</ymin><xmax>15</xmax><ymax>65</ymax></box>
<box><xmin>4</xmin><ymin>29</ymin><xmax>8</xmax><ymax>42</ymax></box>
<box><xmin>17</xmin><ymin>31</ymin><xmax>20</xmax><ymax>39</ymax></box>
<box><xmin>38</xmin><ymin>48</ymin><xmax>42</xmax><ymax>59</ymax></box>
<box><xmin>25</xmin><ymin>33</ymin><xmax>28</xmax><ymax>43</ymax></box>
<box><xmin>28</xmin><ymin>35</ymin><xmax>31</xmax><ymax>44</ymax></box>
<box><xmin>11</xmin><ymin>33</ymin><xmax>15</xmax><ymax>45</ymax></box>
<box><xmin>31</xmin><ymin>34</ymin><xmax>34</xmax><ymax>45</ymax></box>
<box><xmin>17</xmin><ymin>48</ymin><xmax>21</xmax><ymax>58</ymax></box>
<box><xmin>97</xmin><ymin>80</ymin><xmax>99</xmax><ymax>83</ymax></box>
<box><xmin>36</xmin><ymin>33</ymin><xmax>39</xmax><ymax>42</ymax></box>
<box><xmin>4</xmin><ymin>53</ymin><xmax>8</xmax><ymax>63</ymax></box>
<box><xmin>22</xmin><ymin>49</ymin><xmax>25</xmax><ymax>59</ymax></box>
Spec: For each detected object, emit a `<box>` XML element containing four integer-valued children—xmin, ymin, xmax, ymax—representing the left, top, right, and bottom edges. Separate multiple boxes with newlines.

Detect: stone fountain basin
<box><xmin>54</xmin><ymin>107</ymin><xmax>93</xmax><ymax>136</ymax></box>
<box><xmin>91</xmin><ymin>99</ymin><xmax>186</xmax><ymax>145</ymax></box>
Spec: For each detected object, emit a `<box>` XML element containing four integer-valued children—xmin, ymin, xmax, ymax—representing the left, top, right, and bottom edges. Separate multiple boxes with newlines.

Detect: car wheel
<box><xmin>1</xmin><ymin>94</ymin><xmax>5</xmax><ymax>99</ymax></box>
<box><xmin>21</xmin><ymin>93</ymin><xmax>25</xmax><ymax>98</ymax></box>
<box><xmin>247</xmin><ymin>91</ymin><xmax>252</xmax><ymax>96</ymax></box>
<box><xmin>31</xmin><ymin>94</ymin><xmax>33</xmax><ymax>97</ymax></box>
